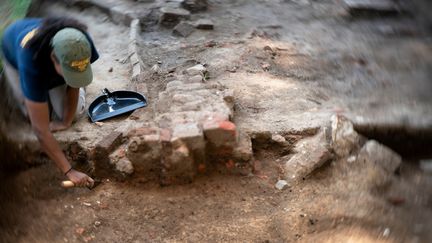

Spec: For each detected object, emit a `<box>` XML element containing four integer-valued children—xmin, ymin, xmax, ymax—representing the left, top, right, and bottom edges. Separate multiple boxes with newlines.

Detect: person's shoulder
<box><xmin>10</xmin><ymin>18</ymin><xmax>42</xmax><ymax>28</ymax></box>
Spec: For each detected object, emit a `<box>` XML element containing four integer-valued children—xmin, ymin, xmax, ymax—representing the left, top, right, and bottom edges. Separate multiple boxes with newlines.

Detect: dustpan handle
<box><xmin>102</xmin><ymin>88</ymin><xmax>113</xmax><ymax>97</ymax></box>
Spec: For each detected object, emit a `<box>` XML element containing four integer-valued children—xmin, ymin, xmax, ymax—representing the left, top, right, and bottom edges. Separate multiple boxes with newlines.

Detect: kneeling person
<box><xmin>1</xmin><ymin>17</ymin><xmax>99</xmax><ymax>187</ymax></box>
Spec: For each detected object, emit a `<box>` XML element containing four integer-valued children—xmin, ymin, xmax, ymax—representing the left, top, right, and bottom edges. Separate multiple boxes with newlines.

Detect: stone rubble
<box><xmin>330</xmin><ymin>116</ymin><xmax>404</xmax><ymax>190</ymax></box>
<box><xmin>284</xmin><ymin>128</ymin><xmax>332</xmax><ymax>183</ymax></box>
<box><xmin>357</xmin><ymin>140</ymin><xmax>402</xmax><ymax>174</ymax></box>
<box><xmin>184</xmin><ymin>64</ymin><xmax>207</xmax><ymax>76</ymax></box>
<box><xmin>271</xmin><ymin>134</ymin><xmax>287</xmax><ymax>145</ymax></box>
<box><xmin>194</xmin><ymin>18</ymin><xmax>214</xmax><ymax>30</ymax></box>
<box><xmin>355</xmin><ymin>140</ymin><xmax>402</xmax><ymax>189</ymax></box>
<box><xmin>181</xmin><ymin>0</ymin><xmax>208</xmax><ymax>13</ymax></box>
<box><xmin>91</xmin><ymin>24</ymin><xmax>253</xmax><ymax>183</ymax></box>
<box><xmin>173</xmin><ymin>22</ymin><xmax>195</xmax><ymax>37</ymax></box>
<box><xmin>331</xmin><ymin>114</ymin><xmax>365</xmax><ymax>157</ymax></box>
<box><xmin>275</xmin><ymin>180</ymin><xmax>289</xmax><ymax>190</ymax></box>
<box><xmin>159</xmin><ymin>7</ymin><xmax>191</xmax><ymax>26</ymax></box>
<box><xmin>343</xmin><ymin>0</ymin><xmax>401</xmax><ymax>15</ymax></box>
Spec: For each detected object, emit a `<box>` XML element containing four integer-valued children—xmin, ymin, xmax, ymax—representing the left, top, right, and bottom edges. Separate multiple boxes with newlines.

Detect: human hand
<box><xmin>49</xmin><ymin>121</ymin><xmax>70</xmax><ymax>132</ymax></box>
<box><xmin>66</xmin><ymin>169</ymin><xmax>94</xmax><ymax>188</ymax></box>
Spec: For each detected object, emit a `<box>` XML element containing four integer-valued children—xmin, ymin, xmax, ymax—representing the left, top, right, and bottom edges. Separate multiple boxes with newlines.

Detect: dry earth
<box><xmin>1</xmin><ymin>0</ymin><xmax>432</xmax><ymax>242</ymax></box>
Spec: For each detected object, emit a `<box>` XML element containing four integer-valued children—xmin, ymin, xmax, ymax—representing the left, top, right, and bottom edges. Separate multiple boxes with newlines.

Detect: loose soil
<box><xmin>1</xmin><ymin>0</ymin><xmax>431</xmax><ymax>242</ymax></box>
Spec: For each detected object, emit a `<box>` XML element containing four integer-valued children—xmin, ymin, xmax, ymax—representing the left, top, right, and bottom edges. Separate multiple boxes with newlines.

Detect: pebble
<box><xmin>184</xmin><ymin>64</ymin><xmax>206</xmax><ymax>76</ymax></box>
<box><xmin>261</xmin><ymin>62</ymin><xmax>271</xmax><ymax>71</ymax></box>
<box><xmin>347</xmin><ymin>155</ymin><xmax>356</xmax><ymax>163</ymax></box>
<box><xmin>383</xmin><ymin>228</ymin><xmax>390</xmax><ymax>237</ymax></box>
<box><xmin>83</xmin><ymin>202</ymin><xmax>92</xmax><ymax>207</ymax></box>
<box><xmin>75</xmin><ymin>227</ymin><xmax>85</xmax><ymax>235</ymax></box>
<box><xmin>195</xmin><ymin>18</ymin><xmax>214</xmax><ymax>30</ymax></box>
<box><xmin>272</xmin><ymin>134</ymin><xmax>286</xmax><ymax>144</ymax></box>
<box><xmin>263</xmin><ymin>45</ymin><xmax>273</xmax><ymax>52</ymax></box>
<box><xmin>173</xmin><ymin>22</ymin><xmax>195</xmax><ymax>37</ymax></box>
<box><xmin>275</xmin><ymin>180</ymin><xmax>288</xmax><ymax>190</ymax></box>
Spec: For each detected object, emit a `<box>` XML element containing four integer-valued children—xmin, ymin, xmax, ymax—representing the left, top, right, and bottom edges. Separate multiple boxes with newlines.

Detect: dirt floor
<box><xmin>1</xmin><ymin>0</ymin><xmax>432</xmax><ymax>242</ymax></box>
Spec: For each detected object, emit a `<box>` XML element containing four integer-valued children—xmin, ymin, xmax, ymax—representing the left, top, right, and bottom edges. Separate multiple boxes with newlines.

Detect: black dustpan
<box><xmin>88</xmin><ymin>88</ymin><xmax>147</xmax><ymax>122</ymax></box>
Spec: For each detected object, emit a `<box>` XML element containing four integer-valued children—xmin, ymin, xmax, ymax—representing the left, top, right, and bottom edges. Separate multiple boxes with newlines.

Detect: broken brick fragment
<box><xmin>91</xmin><ymin>131</ymin><xmax>123</xmax><ymax>177</ymax></box>
<box><xmin>203</xmin><ymin>120</ymin><xmax>237</xmax><ymax>147</ymax></box>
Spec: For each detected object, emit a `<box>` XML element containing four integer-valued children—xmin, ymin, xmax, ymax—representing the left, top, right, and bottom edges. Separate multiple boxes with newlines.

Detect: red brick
<box><xmin>172</xmin><ymin>122</ymin><xmax>204</xmax><ymax>150</ymax></box>
<box><xmin>160</xmin><ymin>128</ymin><xmax>172</xmax><ymax>143</ymax></box>
<box><xmin>96</xmin><ymin>131</ymin><xmax>123</xmax><ymax>152</ymax></box>
<box><xmin>127</xmin><ymin>127</ymin><xmax>159</xmax><ymax>138</ymax></box>
<box><xmin>203</xmin><ymin>120</ymin><xmax>237</xmax><ymax>147</ymax></box>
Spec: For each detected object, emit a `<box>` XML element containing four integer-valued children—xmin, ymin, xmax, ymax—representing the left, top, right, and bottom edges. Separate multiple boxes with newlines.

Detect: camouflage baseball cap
<box><xmin>51</xmin><ymin>28</ymin><xmax>93</xmax><ymax>88</ymax></box>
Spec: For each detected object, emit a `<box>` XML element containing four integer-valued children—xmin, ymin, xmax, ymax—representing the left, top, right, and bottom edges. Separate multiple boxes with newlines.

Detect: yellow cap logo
<box><xmin>70</xmin><ymin>58</ymin><xmax>90</xmax><ymax>72</ymax></box>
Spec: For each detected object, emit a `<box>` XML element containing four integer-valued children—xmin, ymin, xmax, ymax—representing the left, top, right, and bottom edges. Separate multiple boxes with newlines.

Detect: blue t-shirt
<box><xmin>1</xmin><ymin>18</ymin><xmax>99</xmax><ymax>102</ymax></box>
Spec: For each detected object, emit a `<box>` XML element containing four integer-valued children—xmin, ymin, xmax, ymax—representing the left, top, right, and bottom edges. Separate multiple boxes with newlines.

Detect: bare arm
<box><xmin>25</xmin><ymin>99</ymin><xmax>93</xmax><ymax>187</ymax></box>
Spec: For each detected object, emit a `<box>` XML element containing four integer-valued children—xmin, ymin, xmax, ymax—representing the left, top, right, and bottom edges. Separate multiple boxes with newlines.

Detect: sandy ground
<box><xmin>1</xmin><ymin>0</ymin><xmax>432</xmax><ymax>242</ymax></box>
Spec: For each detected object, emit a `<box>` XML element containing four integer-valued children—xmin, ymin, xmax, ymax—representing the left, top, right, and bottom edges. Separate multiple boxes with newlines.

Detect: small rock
<box><xmin>358</xmin><ymin>140</ymin><xmax>401</xmax><ymax>174</ymax></box>
<box><xmin>151</xmin><ymin>64</ymin><xmax>161</xmax><ymax>73</ymax></box>
<box><xmin>331</xmin><ymin>115</ymin><xmax>364</xmax><ymax>157</ymax></box>
<box><xmin>195</xmin><ymin>18</ymin><xmax>214</xmax><ymax>30</ymax></box>
<box><xmin>108</xmin><ymin>67</ymin><xmax>113</xmax><ymax>72</ymax></box>
<box><xmin>356</xmin><ymin>140</ymin><xmax>402</xmax><ymax>189</ymax></box>
<box><xmin>271</xmin><ymin>134</ymin><xmax>286</xmax><ymax>144</ymax></box>
<box><xmin>347</xmin><ymin>155</ymin><xmax>356</xmax><ymax>163</ymax></box>
<box><xmin>284</xmin><ymin>128</ymin><xmax>331</xmax><ymax>183</ymax></box>
<box><xmin>167</xmin><ymin>197</ymin><xmax>175</xmax><ymax>204</ymax></box>
<box><xmin>115</xmin><ymin>158</ymin><xmax>134</xmax><ymax>175</ymax></box>
<box><xmin>184</xmin><ymin>75</ymin><xmax>203</xmax><ymax>84</ymax></box>
<box><xmin>181</xmin><ymin>0</ymin><xmax>208</xmax><ymax>13</ymax></box>
<box><xmin>75</xmin><ymin>227</ymin><xmax>85</xmax><ymax>235</ymax></box>
<box><xmin>261</xmin><ymin>62</ymin><xmax>271</xmax><ymax>71</ymax></box>
<box><xmin>82</xmin><ymin>202</ymin><xmax>92</xmax><ymax>207</ymax></box>
<box><xmin>383</xmin><ymin>228</ymin><xmax>390</xmax><ymax>237</ymax></box>
<box><xmin>94</xmin><ymin>221</ymin><xmax>101</xmax><ymax>227</ymax></box>
<box><xmin>159</xmin><ymin>7</ymin><xmax>191</xmax><ymax>26</ymax></box>
<box><xmin>184</xmin><ymin>64</ymin><xmax>206</xmax><ymax>76</ymax></box>
<box><xmin>173</xmin><ymin>22</ymin><xmax>195</xmax><ymax>37</ymax></box>
<box><xmin>275</xmin><ymin>180</ymin><xmax>288</xmax><ymax>190</ymax></box>
<box><xmin>263</xmin><ymin>45</ymin><xmax>273</xmax><ymax>53</ymax></box>
<box><xmin>95</xmin><ymin>122</ymin><xmax>104</xmax><ymax>127</ymax></box>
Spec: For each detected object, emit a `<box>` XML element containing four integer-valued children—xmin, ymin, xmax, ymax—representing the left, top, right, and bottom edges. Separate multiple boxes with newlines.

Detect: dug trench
<box><xmin>1</xmin><ymin>117</ymin><xmax>432</xmax><ymax>242</ymax></box>
<box><xmin>1</xmin><ymin>0</ymin><xmax>432</xmax><ymax>242</ymax></box>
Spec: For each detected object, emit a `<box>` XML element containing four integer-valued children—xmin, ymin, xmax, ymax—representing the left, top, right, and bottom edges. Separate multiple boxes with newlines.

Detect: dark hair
<box><xmin>27</xmin><ymin>17</ymin><xmax>87</xmax><ymax>63</ymax></box>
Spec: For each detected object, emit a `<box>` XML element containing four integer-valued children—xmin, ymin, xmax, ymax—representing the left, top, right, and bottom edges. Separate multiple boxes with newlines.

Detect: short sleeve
<box><xmin>17</xmin><ymin>48</ymin><xmax>48</xmax><ymax>102</ymax></box>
